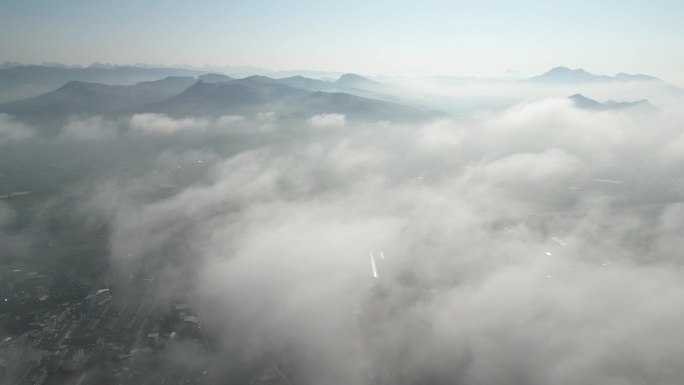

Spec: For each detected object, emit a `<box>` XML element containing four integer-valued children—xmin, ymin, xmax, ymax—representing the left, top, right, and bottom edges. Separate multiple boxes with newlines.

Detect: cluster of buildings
<box><xmin>0</xmin><ymin>264</ymin><xmax>209</xmax><ymax>385</ymax></box>
<box><xmin>1</xmin><ymin>265</ymin><xmax>290</xmax><ymax>385</ymax></box>
<box><xmin>63</xmin><ymin>293</ymin><xmax>159</xmax><ymax>347</ymax></box>
<box><xmin>0</xmin><ymin>266</ymin><xmax>86</xmax><ymax>384</ymax></box>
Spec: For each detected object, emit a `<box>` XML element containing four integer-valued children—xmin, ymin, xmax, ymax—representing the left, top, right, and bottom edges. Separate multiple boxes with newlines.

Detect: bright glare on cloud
<box><xmin>309</xmin><ymin>113</ymin><xmax>347</xmax><ymax>128</ymax></box>
<box><xmin>1</xmin><ymin>2</ymin><xmax>683</xmax><ymax>382</ymax></box>
<box><xmin>26</xmin><ymin>97</ymin><xmax>675</xmax><ymax>384</ymax></box>
<box><xmin>130</xmin><ymin>113</ymin><xmax>209</xmax><ymax>134</ymax></box>
<box><xmin>2</xmin><ymin>69</ymin><xmax>684</xmax><ymax>384</ymax></box>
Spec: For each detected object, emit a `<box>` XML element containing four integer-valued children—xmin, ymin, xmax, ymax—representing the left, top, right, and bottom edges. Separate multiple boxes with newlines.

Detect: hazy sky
<box><xmin>1</xmin><ymin>0</ymin><xmax>683</xmax><ymax>82</ymax></box>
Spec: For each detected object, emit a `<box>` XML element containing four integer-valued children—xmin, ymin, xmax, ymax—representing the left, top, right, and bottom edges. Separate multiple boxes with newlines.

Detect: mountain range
<box><xmin>0</xmin><ymin>63</ymin><xmax>673</xmax><ymax>133</ymax></box>
<box><xmin>0</xmin><ymin>65</ymin><xmax>210</xmax><ymax>104</ymax></box>
<box><xmin>143</xmin><ymin>76</ymin><xmax>427</xmax><ymax>122</ymax></box>
<box><xmin>0</xmin><ymin>73</ymin><xmax>438</xmax><ymax>131</ymax></box>
<box><xmin>568</xmin><ymin>94</ymin><xmax>658</xmax><ymax>112</ymax></box>
<box><xmin>0</xmin><ymin>76</ymin><xmax>198</xmax><ymax>125</ymax></box>
<box><xmin>527</xmin><ymin>66</ymin><xmax>662</xmax><ymax>84</ymax></box>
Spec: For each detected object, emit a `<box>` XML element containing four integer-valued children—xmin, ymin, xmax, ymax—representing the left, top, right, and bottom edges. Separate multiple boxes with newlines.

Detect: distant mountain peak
<box><xmin>56</xmin><ymin>80</ymin><xmax>113</xmax><ymax>94</ymax></box>
<box><xmin>568</xmin><ymin>93</ymin><xmax>603</xmax><ymax>109</ymax></box>
<box><xmin>528</xmin><ymin>66</ymin><xmax>662</xmax><ymax>85</ymax></box>
<box><xmin>336</xmin><ymin>73</ymin><xmax>379</xmax><ymax>87</ymax></box>
<box><xmin>0</xmin><ymin>76</ymin><xmax>200</xmax><ymax>128</ymax></box>
<box><xmin>140</xmin><ymin>77</ymin><xmax>433</xmax><ymax>122</ymax></box>
<box><xmin>526</xmin><ymin>67</ymin><xmax>601</xmax><ymax>83</ymax></box>
<box><xmin>544</xmin><ymin>66</ymin><xmax>593</xmax><ymax>76</ymax></box>
<box><xmin>197</xmin><ymin>73</ymin><xmax>233</xmax><ymax>83</ymax></box>
<box><xmin>548</xmin><ymin>66</ymin><xmax>586</xmax><ymax>72</ymax></box>
<box><xmin>568</xmin><ymin>93</ymin><xmax>591</xmax><ymax>100</ymax></box>
<box><xmin>544</xmin><ymin>66</ymin><xmax>594</xmax><ymax>77</ymax></box>
<box><xmin>241</xmin><ymin>75</ymin><xmax>277</xmax><ymax>82</ymax></box>
<box><xmin>568</xmin><ymin>94</ymin><xmax>657</xmax><ymax>111</ymax></box>
<box><xmin>613</xmin><ymin>72</ymin><xmax>661</xmax><ymax>82</ymax></box>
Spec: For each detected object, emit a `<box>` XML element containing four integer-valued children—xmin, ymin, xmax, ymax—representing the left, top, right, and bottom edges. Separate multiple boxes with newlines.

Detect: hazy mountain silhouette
<box><xmin>143</xmin><ymin>78</ymin><xmax>436</xmax><ymax>122</ymax></box>
<box><xmin>0</xmin><ymin>73</ymin><xmax>439</xmax><ymax>128</ymax></box>
<box><xmin>568</xmin><ymin>94</ymin><xmax>658</xmax><ymax>112</ymax></box>
<box><xmin>0</xmin><ymin>65</ymin><xmax>209</xmax><ymax>103</ymax></box>
<box><xmin>237</xmin><ymin>74</ymin><xmax>390</xmax><ymax>101</ymax></box>
<box><xmin>0</xmin><ymin>76</ymin><xmax>198</xmax><ymax>125</ymax></box>
<box><xmin>193</xmin><ymin>65</ymin><xmax>344</xmax><ymax>80</ymax></box>
<box><xmin>275</xmin><ymin>76</ymin><xmax>335</xmax><ymax>91</ymax></box>
<box><xmin>613</xmin><ymin>72</ymin><xmax>660</xmax><ymax>82</ymax></box>
<box><xmin>197</xmin><ymin>73</ymin><xmax>234</xmax><ymax>83</ymax></box>
<box><xmin>528</xmin><ymin>67</ymin><xmax>611</xmax><ymax>83</ymax></box>
<box><xmin>527</xmin><ymin>66</ymin><xmax>663</xmax><ymax>84</ymax></box>
<box><xmin>335</xmin><ymin>73</ymin><xmax>380</xmax><ymax>88</ymax></box>
<box><xmin>142</xmin><ymin>81</ymin><xmax>270</xmax><ymax>117</ymax></box>
<box><xmin>0</xmin><ymin>64</ymin><xmax>444</xmax><ymax>118</ymax></box>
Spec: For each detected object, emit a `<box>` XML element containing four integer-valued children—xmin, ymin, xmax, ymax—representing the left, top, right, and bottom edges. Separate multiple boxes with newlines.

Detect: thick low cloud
<box><xmin>383</xmin><ymin>77</ymin><xmax>684</xmax><ymax>114</ymax></box>
<box><xmin>130</xmin><ymin>113</ymin><xmax>210</xmax><ymax>134</ymax></box>
<box><xmin>4</xmin><ymin>92</ymin><xmax>684</xmax><ymax>384</ymax></box>
<box><xmin>60</xmin><ymin>115</ymin><xmax>119</xmax><ymax>140</ymax></box>
<box><xmin>309</xmin><ymin>113</ymin><xmax>347</xmax><ymax>128</ymax></box>
<box><xmin>0</xmin><ymin>113</ymin><xmax>34</xmax><ymax>145</ymax></box>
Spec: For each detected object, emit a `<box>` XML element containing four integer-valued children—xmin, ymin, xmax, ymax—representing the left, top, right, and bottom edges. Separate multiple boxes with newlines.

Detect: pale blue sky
<box><xmin>1</xmin><ymin>0</ymin><xmax>683</xmax><ymax>83</ymax></box>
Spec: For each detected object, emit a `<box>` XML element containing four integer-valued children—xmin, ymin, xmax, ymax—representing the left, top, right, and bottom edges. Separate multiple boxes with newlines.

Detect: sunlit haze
<box><xmin>1</xmin><ymin>2</ymin><xmax>684</xmax><ymax>385</ymax></box>
<box><xmin>2</xmin><ymin>0</ymin><xmax>684</xmax><ymax>84</ymax></box>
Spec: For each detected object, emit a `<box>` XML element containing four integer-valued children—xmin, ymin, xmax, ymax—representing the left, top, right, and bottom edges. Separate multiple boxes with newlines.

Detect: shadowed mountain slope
<box><xmin>335</xmin><ymin>73</ymin><xmax>380</xmax><ymax>88</ymax></box>
<box><xmin>0</xmin><ymin>75</ymin><xmax>440</xmax><ymax>129</ymax></box>
<box><xmin>0</xmin><ymin>65</ymin><xmax>210</xmax><ymax>103</ymax></box>
<box><xmin>0</xmin><ymin>76</ymin><xmax>198</xmax><ymax>125</ymax></box>
<box><xmin>143</xmin><ymin>79</ymin><xmax>437</xmax><ymax>122</ymax></box>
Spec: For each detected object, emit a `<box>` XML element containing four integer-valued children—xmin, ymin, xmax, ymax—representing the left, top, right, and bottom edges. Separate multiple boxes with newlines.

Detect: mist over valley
<box><xmin>1</xmin><ymin>62</ymin><xmax>684</xmax><ymax>385</ymax></box>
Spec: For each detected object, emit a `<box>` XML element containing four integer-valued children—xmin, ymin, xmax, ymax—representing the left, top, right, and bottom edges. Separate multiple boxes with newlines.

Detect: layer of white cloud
<box><xmin>4</xmin><ymin>93</ymin><xmax>684</xmax><ymax>384</ymax></box>
<box><xmin>309</xmin><ymin>113</ymin><xmax>347</xmax><ymax>128</ymax></box>
<box><xmin>130</xmin><ymin>113</ymin><xmax>209</xmax><ymax>134</ymax></box>
<box><xmin>60</xmin><ymin>115</ymin><xmax>118</xmax><ymax>140</ymax></box>
<box><xmin>0</xmin><ymin>113</ymin><xmax>34</xmax><ymax>145</ymax></box>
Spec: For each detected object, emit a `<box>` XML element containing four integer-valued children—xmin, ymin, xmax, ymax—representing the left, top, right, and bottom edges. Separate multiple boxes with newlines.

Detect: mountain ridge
<box><xmin>0</xmin><ymin>75</ymin><xmax>441</xmax><ymax>130</ymax></box>
<box><xmin>568</xmin><ymin>93</ymin><xmax>658</xmax><ymax>112</ymax></box>
<box><xmin>0</xmin><ymin>76</ymin><xmax>199</xmax><ymax>126</ymax></box>
<box><xmin>142</xmin><ymin>78</ymin><xmax>436</xmax><ymax>123</ymax></box>
<box><xmin>527</xmin><ymin>66</ymin><xmax>663</xmax><ymax>84</ymax></box>
<box><xmin>0</xmin><ymin>65</ymin><xmax>211</xmax><ymax>104</ymax></box>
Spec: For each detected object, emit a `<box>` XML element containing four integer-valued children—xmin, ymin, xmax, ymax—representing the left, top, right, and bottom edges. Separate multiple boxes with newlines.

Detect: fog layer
<box><xmin>2</xmin><ymin>95</ymin><xmax>684</xmax><ymax>384</ymax></box>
